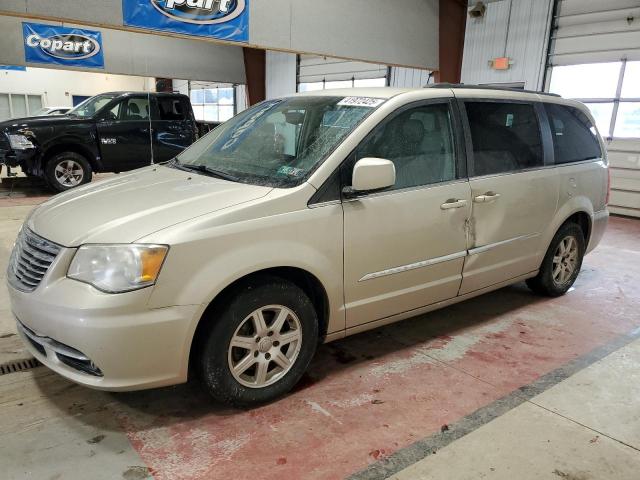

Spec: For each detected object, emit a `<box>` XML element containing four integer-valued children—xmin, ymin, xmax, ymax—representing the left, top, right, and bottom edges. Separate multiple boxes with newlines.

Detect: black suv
<box><xmin>0</xmin><ymin>92</ymin><xmax>216</xmax><ymax>191</ymax></box>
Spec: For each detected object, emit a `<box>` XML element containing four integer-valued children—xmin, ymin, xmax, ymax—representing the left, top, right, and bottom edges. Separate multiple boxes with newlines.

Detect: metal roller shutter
<box><xmin>297</xmin><ymin>55</ymin><xmax>388</xmax><ymax>88</ymax></box>
<box><xmin>551</xmin><ymin>0</ymin><xmax>640</xmax><ymax>65</ymax></box>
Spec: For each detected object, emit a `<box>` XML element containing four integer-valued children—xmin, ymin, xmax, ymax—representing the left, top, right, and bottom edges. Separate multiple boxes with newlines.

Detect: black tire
<box><xmin>44</xmin><ymin>152</ymin><xmax>92</xmax><ymax>192</ymax></box>
<box><xmin>198</xmin><ymin>275</ymin><xmax>319</xmax><ymax>406</ymax></box>
<box><xmin>526</xmin><ymin>222</ymin><xmax>585</xmax><ymax>297</ymax></box>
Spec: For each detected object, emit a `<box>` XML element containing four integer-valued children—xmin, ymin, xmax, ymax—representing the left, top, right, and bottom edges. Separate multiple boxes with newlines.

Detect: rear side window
<box><xmin>466</xmin><ymin>102</ymin><xmax>544</xmax><ymax>176</ymax></box>
<box><xmin>544</xmin><ymin>104</ymin><xmax>602</xmax><ymax>164</ymax></box>
<box><xmin>157</xmin><ymin>97</ymin><xmax>187</xmax><ymax>121</ymax></box>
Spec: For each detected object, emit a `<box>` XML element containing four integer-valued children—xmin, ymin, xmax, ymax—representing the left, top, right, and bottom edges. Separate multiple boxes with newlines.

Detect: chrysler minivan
<box><xmin>7</xmin><ymin>86</ymin><xmax>609</xmax><ymax>405</ymax></box>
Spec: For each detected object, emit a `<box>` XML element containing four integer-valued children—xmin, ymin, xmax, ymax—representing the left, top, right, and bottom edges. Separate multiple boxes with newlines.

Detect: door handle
<box><xmin>441</xmin><ymin>199</ymin><xmax>468</xmax><ymax>210</ymax></box>
<box><xmin>474</xmin><ymin>192</ymin><xmax>501</xmax><ymax>203</ymax></box>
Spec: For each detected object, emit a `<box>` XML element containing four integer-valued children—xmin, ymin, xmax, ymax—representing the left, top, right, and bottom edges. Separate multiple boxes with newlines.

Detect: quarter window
<box><xmin>544</xmin><ymin>103</ymin><xmax>602</xmax><ymax>164</ymax></box>
<box><xmin>351</xmin><ymin>103</ymin><xmax>457</xmax><ymax>190</ymax></box>
<box><xmin>466</xmin><ymin>102</ymin><xmax>543</xmax><ymax>176</ymax></box>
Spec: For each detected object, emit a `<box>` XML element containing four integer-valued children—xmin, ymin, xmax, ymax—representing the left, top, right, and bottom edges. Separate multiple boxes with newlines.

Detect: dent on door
<box><xmin>460</xmin><ymin>170</ymin><xmax>560</xmax><ymax>294</ymax></box>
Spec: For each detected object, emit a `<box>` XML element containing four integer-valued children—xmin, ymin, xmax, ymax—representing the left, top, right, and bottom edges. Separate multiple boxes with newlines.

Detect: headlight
<box><xmin>7</xmin><ymin>134</ymin><xmax>35</xmax><ymax>150</ymax></box>
<box><xmin>67</xmin><ymin>244</ymin><xmax>169</xmax><ymax>293</ymax></box>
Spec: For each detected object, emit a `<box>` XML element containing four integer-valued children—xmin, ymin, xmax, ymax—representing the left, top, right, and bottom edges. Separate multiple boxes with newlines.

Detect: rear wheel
<box><xmin>45</xmin><ymin>152</ymin><xmax>92</xmax><ymax>192</ymax></box>
<box><xmin>198</xmin><ymin>276</ymin><xmax>318</xmax><ymax>406</ymax></box>
<box><xmin>526</xmin><ymin>222</ymin><xmax>585</xmax><ymax>296</ymax></box>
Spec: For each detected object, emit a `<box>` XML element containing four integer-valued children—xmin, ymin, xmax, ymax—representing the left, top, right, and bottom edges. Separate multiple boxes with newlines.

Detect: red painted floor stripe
<box><xmin>111</xmin><ymin>216</ymin><xmax>640</xmax><ymax>480</ymax></box>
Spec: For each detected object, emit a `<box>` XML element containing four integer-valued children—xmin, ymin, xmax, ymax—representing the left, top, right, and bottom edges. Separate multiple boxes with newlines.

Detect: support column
<box><xmin>435</xmin><ymin>0</ymin><xmax>467</xmax><ymax>84</ymax></box>
<box><xmin>243</xmin><ymin>47</ymin><xmax>266</xmax><ymax>106</ymax></box>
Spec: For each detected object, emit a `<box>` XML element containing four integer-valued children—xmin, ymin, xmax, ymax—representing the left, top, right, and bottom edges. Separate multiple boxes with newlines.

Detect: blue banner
<box><xmin>123</xmin><ymin>0</ymin><xmax>249</xmax><ymax>42</ymax></box>
<box><xmin>23</xmin><ymin>23</ymin><xmax>104</xmax><ymax>69</ymax></box>
<box><xmin>0</xmin><ymin>65</ymin><xmax>27</xmax><ymax>71</ymax></box>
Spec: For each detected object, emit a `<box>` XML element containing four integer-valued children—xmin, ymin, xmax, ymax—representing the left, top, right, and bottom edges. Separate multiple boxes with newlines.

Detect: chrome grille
<box><xmin>8</xmin><ymin>228</ymin><xmax>61</xmax><ymax>292</ymax></box>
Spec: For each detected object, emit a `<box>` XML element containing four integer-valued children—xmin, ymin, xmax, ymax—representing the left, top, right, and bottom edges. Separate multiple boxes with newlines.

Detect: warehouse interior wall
<box><xmin>0</xmin><ymin>67</ymin><xmax>154</xmax><ymax>113</ymax></box>
<box><xmin>0</xmin><ymin>15</ymin><xmax>247</xmax><ymax>84</ymax></box>
<box><xmin>0</xmin><ymin>0</ymin><xmax>439</xmax><ymax>70</ymax></box>
<box><xmin>460</xmin><ymin>0</ymin><xmax>554</xmax><ymax>90</ymax></box>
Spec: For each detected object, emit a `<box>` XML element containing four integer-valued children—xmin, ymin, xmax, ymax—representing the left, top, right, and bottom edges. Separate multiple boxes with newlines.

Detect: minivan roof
<box><xmin>295</xmin><ymin>85</ymin><xmax>569</xmax><ymax>103</ymax></box>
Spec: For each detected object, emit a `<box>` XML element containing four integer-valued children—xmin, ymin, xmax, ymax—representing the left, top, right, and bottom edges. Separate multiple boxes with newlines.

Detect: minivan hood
<box><xmin>28</xmin><ymin>165</ymin><xmax>272</xmax><ymax>246</ymax></box>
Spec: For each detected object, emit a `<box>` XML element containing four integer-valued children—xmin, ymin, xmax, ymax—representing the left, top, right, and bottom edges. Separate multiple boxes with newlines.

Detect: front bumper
<box><xmin>8</xmin><ymin>256</ymin><xmax>204</xmax><ymax>391</ymax></box>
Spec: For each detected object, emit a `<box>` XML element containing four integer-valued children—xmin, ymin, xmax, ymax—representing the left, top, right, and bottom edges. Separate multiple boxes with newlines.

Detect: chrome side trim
<box><xmin>359</xmin><ymin>250</ymin><xmax>467</xmax><ymax>282</ymax></box>
<box><xmin>17</xmin><ymin>320</ymin><xmax>89</xmax><ymax>361</ymax></box>
<box><xmin>468</xmin><ymin>233</ymin><xmax>540</xmax><ymax>256</ymax></box>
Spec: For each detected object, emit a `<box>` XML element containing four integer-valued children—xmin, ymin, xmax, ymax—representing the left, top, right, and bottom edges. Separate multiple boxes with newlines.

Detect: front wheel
<box><xmin>198</xmin><ymin>276</ymin><xmax>318</xmax><ymax>406</ymax></box>
<box><xmin>526</xmin><ymin>222</ymin><xmax>585</xmax><ymax>297</ymax></box>
<box><xmin>45</xmin><ymin>152</ymin><xmax>92</xmax><ymax>192</ymax></box>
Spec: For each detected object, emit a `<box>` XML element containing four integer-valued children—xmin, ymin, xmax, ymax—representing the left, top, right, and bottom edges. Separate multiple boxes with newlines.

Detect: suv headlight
<box><xmin>68</xmin><ymin>244</ymin><xmax>169</xmax><ymax>293</ymax></box>
<box><xmin>8</xmin><ymin>134</ymin><xmax>35</xmax><ymax>150</ymax></box>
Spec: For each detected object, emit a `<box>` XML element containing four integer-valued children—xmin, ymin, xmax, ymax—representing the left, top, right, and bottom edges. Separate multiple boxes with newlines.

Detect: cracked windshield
<box><xmin>171</xmin><ymin>96</ymin><xmax>383</xmax><ymax>187</ymax></box>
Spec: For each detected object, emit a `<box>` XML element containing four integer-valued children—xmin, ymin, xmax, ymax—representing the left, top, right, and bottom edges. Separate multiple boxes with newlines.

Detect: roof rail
<box><xmin>424</xmin><ymin>83</ymin><xmax>561</xmax><ymax>98</ymax></box>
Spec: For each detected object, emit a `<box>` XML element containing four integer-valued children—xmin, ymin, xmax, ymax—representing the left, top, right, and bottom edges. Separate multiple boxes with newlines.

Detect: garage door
<box><xmin>297</xmin><ymin>55</ymin><xmax>388</xmax><ymax>91</ymax></box>
<box><xmin>548</xmin><ymin>0</ymin><xmax>640</xmax><ymax>217</ymax></box>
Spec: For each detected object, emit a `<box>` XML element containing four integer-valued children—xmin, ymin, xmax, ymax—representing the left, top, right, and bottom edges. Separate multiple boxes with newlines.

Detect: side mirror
<box><xmin>344</xmin><ymin>158</ymin><xmax>396</xmax><ymax>197</ymax></box>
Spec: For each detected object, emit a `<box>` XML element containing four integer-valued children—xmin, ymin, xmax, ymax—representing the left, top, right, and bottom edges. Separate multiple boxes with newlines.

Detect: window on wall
<box><xmin>549</xmin><ymin>61</ymin><xmax>640</xmax><ymax>138</ymax></box>
<box><xmin>0</xmin><ymin>93</ymin><xmax>43</xmax><ymax>121</ymax></box>
<box><xmin>190</xmin><ymin>85</ymin><xmax>235</xmax><ymax>122</ymax></box>
<box><xmin>298</xmin><ymin>77</ymin><xmax>387</xmax><ymax>92</ymax></box>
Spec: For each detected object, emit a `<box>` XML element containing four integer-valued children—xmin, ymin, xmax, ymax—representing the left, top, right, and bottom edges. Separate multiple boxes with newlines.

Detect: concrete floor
<box><xmin>1</xmin><ymin>173</ymin><xmax>639</xmax><ymax>480</ymax></box>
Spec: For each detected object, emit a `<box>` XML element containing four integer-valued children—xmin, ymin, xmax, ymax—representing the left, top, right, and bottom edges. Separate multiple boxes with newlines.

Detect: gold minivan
<box><xmin>7</xmin><ymin>86</ymin><xmax>609</xmax><ymax>405</ymax></box>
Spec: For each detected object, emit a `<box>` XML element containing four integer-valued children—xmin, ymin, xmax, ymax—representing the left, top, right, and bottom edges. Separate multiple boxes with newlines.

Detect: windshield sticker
<box><xmin>337</xmin><ymin>97</ymin><xmax>385</xmax><ymax>108</ymax></box>
<box><xmin>277</xmin><ymin>166</ymin><xmax>305</xmax><ymax>177</ymax></box>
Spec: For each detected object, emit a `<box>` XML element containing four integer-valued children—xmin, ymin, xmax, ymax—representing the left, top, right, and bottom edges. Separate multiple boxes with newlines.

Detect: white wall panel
<box><xmin>266</xmin><ymin>51</ymin><xmax>296</xmax><ymax>99</ymax></box>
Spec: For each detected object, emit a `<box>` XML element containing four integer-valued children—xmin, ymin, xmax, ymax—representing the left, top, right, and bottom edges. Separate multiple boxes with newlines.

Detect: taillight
<box><xmin>605</xmin><ymin>168</ymin><xmax>611</xmax><ymax>205</ymax></box>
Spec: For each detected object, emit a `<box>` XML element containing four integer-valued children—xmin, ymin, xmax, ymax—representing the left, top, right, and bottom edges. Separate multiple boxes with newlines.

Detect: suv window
<box><xmin>157</xmin><ymin>97</ymin><xmax>187</xmax><ymax>121</ymax></box>
<box><xmin>104</xmin><ymin>97</ymin><xmax>150</xmax><ymax>121</ymax></box>
<box><xmin>350</xmin><ymin>102</ymin><xmax>457</xmax><ymax>190</ymax></box>
<box><xmin>466</xmin><ymin>101</ymin><xmax>543</xmax><ymax>176</ymax></box>
<box><xmin>122</xmin><ymin>98</ymin><xmax>150</xmax><ymax>121</ymax></box>
<box><xmin>544</xmin><ymin>103</ymin><xmax>602</xmax><ymax>164</ymax></box>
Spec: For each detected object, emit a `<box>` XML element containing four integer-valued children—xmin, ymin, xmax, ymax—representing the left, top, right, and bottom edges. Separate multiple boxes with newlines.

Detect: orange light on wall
<box><xmin>490</xmin><ymin>57</ymin><xmax>512</xmax><ymax>70</ymax></box>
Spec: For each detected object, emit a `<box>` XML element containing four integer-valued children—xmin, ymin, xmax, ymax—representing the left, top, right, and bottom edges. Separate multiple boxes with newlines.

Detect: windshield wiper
<box><xmin>175</xmin><ymin>162</ymin><xmax>239</xmax><ymax>182</ymax></box>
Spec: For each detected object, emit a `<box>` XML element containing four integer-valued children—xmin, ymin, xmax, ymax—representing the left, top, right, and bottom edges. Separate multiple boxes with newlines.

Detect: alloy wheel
<box><xmin>54</xmin><ymin>159</ymin><xmax>84</xmax><ymax>187</ymax></box>
<box><xmin>552</xmin><ymin>235</ymin><xmax>579</xmax><ymax>286</ymax></box>
<box><xmin>227</xmin><ymin>305</ymin><xmax>303</xmax><ymax>388</ymax></box>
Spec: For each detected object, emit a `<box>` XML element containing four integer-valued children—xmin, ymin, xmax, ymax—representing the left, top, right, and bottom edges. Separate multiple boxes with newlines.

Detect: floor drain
<box><xmin>0</xmin><ymin>358</ymin><xmax>41</xmax><ymax>375</ymax></box>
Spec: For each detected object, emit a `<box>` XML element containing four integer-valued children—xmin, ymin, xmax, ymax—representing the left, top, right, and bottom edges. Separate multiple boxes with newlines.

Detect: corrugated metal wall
<box><xmin>550</xmin><ymin>0</ymin><xmax>640</xmax><ymax>217</ymax></box>
<box><xmin>389</xmin><ymin>67</ymin><xmax>432</xmax><ymax>88</ymax></box>
<box><xmin>461</xmin><ymin>0</ymin><xmax>553</xmax><ymax>90</ymax></box>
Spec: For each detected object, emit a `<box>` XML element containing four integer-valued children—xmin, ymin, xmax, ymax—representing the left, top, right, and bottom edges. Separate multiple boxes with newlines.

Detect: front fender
<box><xmin>144</xmin><ymin>203</ymin><xmax>345</xmax><ymax>336</ymax></box>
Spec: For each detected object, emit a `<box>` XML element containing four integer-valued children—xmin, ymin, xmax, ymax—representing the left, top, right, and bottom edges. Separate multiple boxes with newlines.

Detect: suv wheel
<box><xmin>45</xmin><ymin>152</ymin><xmax>92</xmax><ymax>192</ymax></box>
<box><xmin>198</xmin><ymin>276</ymin><xmax>319</xmax><ymax>406</ymax></box>
<box><xmin>526</xmin><ymin>222</ymin><xmax>585</xmax><ymax>297</ymax></box>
